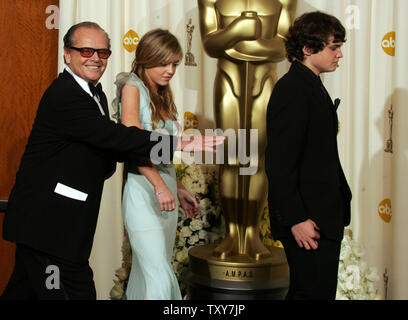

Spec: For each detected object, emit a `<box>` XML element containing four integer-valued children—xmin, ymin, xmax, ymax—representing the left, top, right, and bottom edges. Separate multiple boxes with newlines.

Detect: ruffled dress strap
<box><xmin>111</xmin><ymin>72</ymin><xmax>153</xmax><ymax>131</ymax></box>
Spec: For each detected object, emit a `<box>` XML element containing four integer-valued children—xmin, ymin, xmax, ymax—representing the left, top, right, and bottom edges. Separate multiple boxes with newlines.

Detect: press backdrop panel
<box><xmin>58</xmin><ymin>0</ymin><xmax>408</xmax><ymax>299</ymax></box>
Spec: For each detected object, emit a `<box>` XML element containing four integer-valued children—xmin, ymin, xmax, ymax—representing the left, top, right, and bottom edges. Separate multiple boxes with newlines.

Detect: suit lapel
<box><xmin>292</xmin><ymin>63</ymin><xmax>339</xmax><ymax>136</ymax></box>
<box><xmin>62</xmin><ymin>70</ymin><xmax>110</xmax><ymax>118</ymax></box>
<box><xmin>99</xmin><ymin>92</ymin><xmax>110</xmax><ymax>118</ymax></box>
<box><xmin>317</xmin><ymin>83</ymin><xmax>339</xmax><ymax>135</ymax></box>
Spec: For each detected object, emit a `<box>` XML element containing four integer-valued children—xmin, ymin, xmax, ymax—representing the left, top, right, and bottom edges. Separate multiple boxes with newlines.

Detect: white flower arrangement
<box><xmin>172</xmin><ymin>163</ymin><xmax>225</xmax><ymax>297</ymax></box>
<box><xmin>336</xmin><ymin>229</ymin><xmax>381</xmax><ymax>300</ymax></box>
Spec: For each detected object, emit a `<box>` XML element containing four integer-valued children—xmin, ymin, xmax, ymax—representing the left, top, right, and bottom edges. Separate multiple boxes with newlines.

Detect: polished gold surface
<box><xmin>197</xmin><ymin>0</ymin><xmax>297</xmax><ymax>261</ymax></box>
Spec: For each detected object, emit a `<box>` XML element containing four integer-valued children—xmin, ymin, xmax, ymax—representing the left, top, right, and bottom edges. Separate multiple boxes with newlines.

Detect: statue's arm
<box><xmin>197</xmin><ymin>0</ymin><xmax>261</xmax><ymax>58</ymax></box>
<box><xmin>277</xmin><ymin>0</ymin><xmax>297</xmax><ymax>39</ymax></box>
<box><xmin>227</xmin><ymin>0</ymin><xmax>297</xmax><ymax>62</ymax></box>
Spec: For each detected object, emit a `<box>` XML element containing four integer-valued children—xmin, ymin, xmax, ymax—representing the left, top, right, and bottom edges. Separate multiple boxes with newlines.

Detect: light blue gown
<box><xmin>113</xmin><ymin>72</ymin><xmax>182</xmax><ymax>300</ymax></box>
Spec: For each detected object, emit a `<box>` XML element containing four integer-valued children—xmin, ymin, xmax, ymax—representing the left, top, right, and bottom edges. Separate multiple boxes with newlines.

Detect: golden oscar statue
<box><xmin>186</xmin><ymin>0</ymin><xmax>297</xmax><ymax>299</ymax></box>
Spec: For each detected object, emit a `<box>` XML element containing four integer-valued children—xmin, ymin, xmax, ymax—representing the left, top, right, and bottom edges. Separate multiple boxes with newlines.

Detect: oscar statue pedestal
<box><xmin>185</xmin><ymin>244</ymin><xmax>289</xmax><ymax>300</ymax></box>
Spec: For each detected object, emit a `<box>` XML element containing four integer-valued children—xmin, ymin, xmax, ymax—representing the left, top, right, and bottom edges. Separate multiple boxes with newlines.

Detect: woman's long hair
<box><xmin>131</xmin><ymin>29</ymin><xmax>183</xmax><ymax>129</ymax></box>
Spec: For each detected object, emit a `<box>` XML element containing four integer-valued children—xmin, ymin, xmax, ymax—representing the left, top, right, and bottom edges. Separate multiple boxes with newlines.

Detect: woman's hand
<box><xmin>155</xmin><ymin>185</ymin><xmax>176</xmax><ymax>212</ymax></box>
<box><xmin>177</xmin><ymin>188</ymin><xmax>200</xmax><ymax>218</ymax></box>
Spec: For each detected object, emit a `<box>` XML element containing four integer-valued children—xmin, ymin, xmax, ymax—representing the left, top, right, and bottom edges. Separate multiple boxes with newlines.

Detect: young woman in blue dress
<box><xmin>113</xmin><ymin>29</ymin><xmax>200</xmax><ymax>300</ymax></box>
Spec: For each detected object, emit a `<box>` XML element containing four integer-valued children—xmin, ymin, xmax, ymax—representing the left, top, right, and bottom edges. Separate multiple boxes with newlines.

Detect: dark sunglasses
<box><xmin>70</xmin><ymin>47</ymin><xmax>112</xmax><ymax>59</ymax></box>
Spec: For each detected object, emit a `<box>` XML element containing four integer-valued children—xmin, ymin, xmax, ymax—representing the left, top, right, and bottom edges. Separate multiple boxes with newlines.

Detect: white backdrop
<box><xmin>57</xmin><ymin>0</ymin><xmax>408</xmax><ymax>299</ymax></box>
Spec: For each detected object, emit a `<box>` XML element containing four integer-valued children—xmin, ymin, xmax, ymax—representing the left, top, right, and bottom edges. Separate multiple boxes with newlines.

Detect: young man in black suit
<box><xmin>265</xmin><ymin>12</ymin><xmax>352</xmax><ymax>299</ymax></box>
<box><xmin>1</xmin><ymin>22</ymin><xmax>223</xmax><ymax>300</ymax></box>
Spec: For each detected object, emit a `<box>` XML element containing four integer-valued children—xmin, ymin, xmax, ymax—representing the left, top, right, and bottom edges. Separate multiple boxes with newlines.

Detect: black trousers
<box><xmin>1</xmin><ymin>244</ymin><xmax>96</xmax><ymax>300</ymax></box>
<box><xmin>280</xmin><ymin>236</ymin><xmax>341</xmax><ymax>300</ymax></box>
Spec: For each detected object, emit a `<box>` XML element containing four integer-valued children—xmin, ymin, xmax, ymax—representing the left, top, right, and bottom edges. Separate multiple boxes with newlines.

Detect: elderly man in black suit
<box><xmin>1</xmin><ymin>22</ymin><xmax>222</xmax><ymax>300</ymax></box>
<box><xmin>265</xmin><ymin>12</ymin><xmax>352</xmax><ymax>300</ymax></box>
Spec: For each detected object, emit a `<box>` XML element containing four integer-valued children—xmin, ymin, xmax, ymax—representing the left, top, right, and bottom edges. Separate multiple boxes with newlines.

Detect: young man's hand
<box><xmin>291</xmin><ymin>219</ymin><xmax>320</xmax><ymax>250</ymax></box>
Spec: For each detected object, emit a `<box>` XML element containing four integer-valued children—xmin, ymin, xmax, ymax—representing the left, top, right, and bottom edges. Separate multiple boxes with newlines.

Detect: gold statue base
<box><xmin>185</xmin><ymin>244</ymin><xmax>289</xmax><ymax>300</ymax></box>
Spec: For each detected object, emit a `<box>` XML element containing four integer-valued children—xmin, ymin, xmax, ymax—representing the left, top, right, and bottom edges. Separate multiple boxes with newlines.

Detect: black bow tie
<box><xmin>88</xmin><ymin>82</ymin><xmax>103</xmax><ymax>97</ymax></box>
<box><xmin>89</xmin><ymin>82</ymin><xmax>108</xmax><ymax>116</ymax></box>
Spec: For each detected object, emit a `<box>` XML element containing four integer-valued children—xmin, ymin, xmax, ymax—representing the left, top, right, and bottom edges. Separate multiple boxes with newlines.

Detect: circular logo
<box><xmin>381</xmin><ymin>31</ymin><xmax>395</xmax><ymax>56</ymax></box>
<box><xmin>123</xmin><ymin>30</ymin><xmax>139</xmax><ymax>53</ymax></box>
<box><xmin>184</xmin><ymin>112</ymin><xmax>198</xmax><ymax>130</ymax></box>
<box><xmin>378</xmin><ymin>198</ymin><xmax>392</xmax><ymax>223</ymax></box>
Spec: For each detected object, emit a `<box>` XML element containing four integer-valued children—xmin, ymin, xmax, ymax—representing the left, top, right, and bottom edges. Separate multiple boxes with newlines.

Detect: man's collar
<box><xmin>293</xmin><ymin>61</ymin><xmax>320</xmax><ymax>79</ymax></box>
<box><xmin>292</xmin><ymin>60</ymin><xmax>325</xmax><ymax>87</ymax></box>
<box><xmin>65</xmin><ymin>66</ymin><xmax>99</xmax><ymax>97</ymax></box>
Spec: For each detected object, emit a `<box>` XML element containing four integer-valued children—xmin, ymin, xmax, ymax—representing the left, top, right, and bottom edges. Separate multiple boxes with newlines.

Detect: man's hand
<box><xmin>291</xmin><ymin>219</ymin><xmax>320</xmax><ymax>250</ymax></box>
<box><xmin>176</xmin><ymin>135</ymin><xmax>225</xmax><ymax>152</ymax></box>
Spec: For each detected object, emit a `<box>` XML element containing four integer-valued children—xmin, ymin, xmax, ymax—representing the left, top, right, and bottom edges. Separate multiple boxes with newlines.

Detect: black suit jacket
<box><xmin>265</xmin><ymin>61</ymin><xmax>352</xmax><ymax>241</ymax></box>
<box><xmin>3</xmin><ymin>70</ymin><xmax>177</xmax><ymax>262</ymax></box>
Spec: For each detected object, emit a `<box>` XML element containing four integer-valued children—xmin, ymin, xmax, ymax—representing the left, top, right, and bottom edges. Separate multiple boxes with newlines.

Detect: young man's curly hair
<box><xmin>285</xmin><ymin>11</ymin><xmax>346</xmax><ymax>63</ymax></box>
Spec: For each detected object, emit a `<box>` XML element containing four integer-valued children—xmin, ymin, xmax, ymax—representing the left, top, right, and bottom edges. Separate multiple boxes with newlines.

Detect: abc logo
<box><xmin>381</xmin><ymin>31</ymin><xmax>395</xmax><ymax>56</ymax></box>
<box><xmin>378</xmin><ymin>198</ymin><xmax>392</xmax><ymax>223</ymax></box>
<box><xmin>184</xmin><ymin>112</ymin><xmax>198</xmax><ymax>130</ymax></box>
<box><xmin>123</xmin><ymin>30</ymin><xmax>140</xmax><ymax>53</ymax></box>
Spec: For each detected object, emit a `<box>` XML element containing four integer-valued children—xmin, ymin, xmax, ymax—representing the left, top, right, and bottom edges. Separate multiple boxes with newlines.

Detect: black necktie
<box><xmin>89</xmin><ymin>82</ymin><xmax>108</xmax><ymax>116</ymax></box>
<box><xmin>334</xmin><ymin>98</ymin><xmax>341</xmax><ymax>111</ymax></box>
